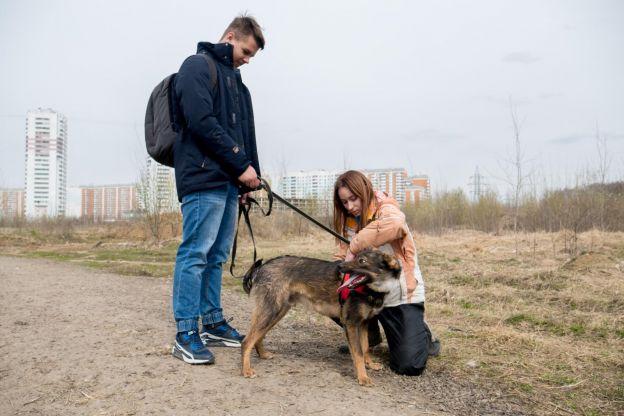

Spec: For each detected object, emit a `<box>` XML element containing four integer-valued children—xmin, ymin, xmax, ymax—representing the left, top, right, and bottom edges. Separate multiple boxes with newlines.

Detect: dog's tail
<box><xmin>242</xmin><ymin>259</ymin><xmax>263</xmax><ymax>295</ymax></box>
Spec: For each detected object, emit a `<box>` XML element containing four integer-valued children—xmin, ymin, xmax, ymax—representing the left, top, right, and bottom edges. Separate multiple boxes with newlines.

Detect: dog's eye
<box><xmin>358</xmin><ymin>257</ymin><xmax>366</xmax><ymax>264</ymax></box>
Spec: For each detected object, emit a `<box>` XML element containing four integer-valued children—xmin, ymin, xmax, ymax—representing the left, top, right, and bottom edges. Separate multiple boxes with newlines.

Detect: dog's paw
<box><xmin>357</xmin><ymin>375</ymin><xmax>374</xmax><ymax>387</ymax></box>
<box><xmin>258</xmin><ymin>351</ymin><xmax>274</xmax><ymax>360</ymax></box>
<box><xmin>242</xmin><ymin>368</ymin><xmax>257</xmax><ymax>378</ymax></box>
<box><xmin>366</xmin><ymin>361</ymin><xmax>383</xmax><ymax>371</ymax></box>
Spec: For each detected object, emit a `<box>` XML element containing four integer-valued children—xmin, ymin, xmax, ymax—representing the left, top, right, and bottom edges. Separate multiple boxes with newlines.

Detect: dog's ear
<box><xmin>382</xmin><ymin>253</ymin><xmax>402</xmax><ymax>275</ymax></box>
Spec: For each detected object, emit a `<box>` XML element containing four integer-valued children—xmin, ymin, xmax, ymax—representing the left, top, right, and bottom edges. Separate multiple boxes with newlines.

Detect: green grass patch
<box><xmin>501</xmin><ymin>257</ymin><xmax>521</xmax><ymax>266</ymax></box>
<box><xmin>30</xmin><ymin>251</ymin><xmax>86</xmax><ymax>261</ymax></box>
<box><xmin>505</xmin><ymin>313</ymin><xmax>533</xmax><ymax>325</ymax></box>
<box><xmin>89</xmin><ymin>248</ymin><xmax>175</xmax><ymax>262</ymax></box>
<box><xmin>448</xmin><ymin>274</ymin><xmax>475</xmax><ymax>286</ymax></box>
<box><xmin>105</xmin><ymin>262</ymin><xmax>172</xmax><ymax>277</ymax></box>
<box><xmin>568</xmin><ymin>322</ymin><xmax>586</xmax><ymax>335</ymax></box>
<box><xmin>540</xmin><ymin>372</ymin><xmax>576</xmax><ymax>386</ymax></box>
<box><xmin>78</xmin><ymin>260</ymin><xmax>110</xmax><ymax>270</ymax></box>
<box><xmin>505</xmin><ymin>313</ymin><xmax>569</xmax><ymax>336</ymax></box>
<box><xmin>517</xmin><ymin>382</ymin><xmax>534</xmax><ymax>393</ymax></box>
<box><xmin>418</xmin><ymin>251</ymin><xmax>447</xmax><ymax>267</ymax></box>
<box><xmin>603</xmin><ymin>384</ymin><xmax>624</xmax><ymax>403</ymax></box>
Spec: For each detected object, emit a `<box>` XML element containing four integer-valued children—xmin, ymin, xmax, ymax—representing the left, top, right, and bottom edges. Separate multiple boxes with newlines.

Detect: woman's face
<box><xmin>338</xmin><ymin>186</ymin><xmax>362</xmax><ymax>217</ymax></box>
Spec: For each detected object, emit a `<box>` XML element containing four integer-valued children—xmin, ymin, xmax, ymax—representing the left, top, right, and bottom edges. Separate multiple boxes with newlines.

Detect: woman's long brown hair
<box><xmin>333</xmin><ymin>170</ymin><xmax>376</xmax><ymax>239</ymax></box>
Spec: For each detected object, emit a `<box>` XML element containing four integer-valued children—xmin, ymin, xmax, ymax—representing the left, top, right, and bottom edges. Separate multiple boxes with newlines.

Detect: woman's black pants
<box><xmin>333</xmin><ymin>302</ymin><xmax>429</xmax><ymax>376</ymax></box>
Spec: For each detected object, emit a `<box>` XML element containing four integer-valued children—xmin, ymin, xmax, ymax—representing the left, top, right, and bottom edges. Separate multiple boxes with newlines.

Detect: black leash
<box><xmin>229</xmin><ymin>180</ymin><xmax>271</xmax><ymax>276</ymax></box>
<box><xmin>230</xmin><ymin>177</ymin><xmax>349</xmax><ymax>276</ymax></box>
<box><xmin>270</xmin><ymin>190</ymin><xmax>349</xmax><ymax>244</ymax></box>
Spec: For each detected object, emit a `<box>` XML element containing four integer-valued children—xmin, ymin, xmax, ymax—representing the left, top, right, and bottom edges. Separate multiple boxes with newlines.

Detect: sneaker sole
<box><xmin>172</xmin><ymin>344</ymin><xmax>215</xmax><ymax>365</ymax></box>
<box><xmin>200</xmin><ymin>333</ymin><xmax>242</xmax><ymax>348</ymax></box>
<box><xmin>428</xmin><ymin>340</ymin><xmax>441</xmax><ymax>357</ymax></box>
<box><xmin>201</xmin><ymin>338</ymin><xmax>229</xmax><ymax>348</ymax></box>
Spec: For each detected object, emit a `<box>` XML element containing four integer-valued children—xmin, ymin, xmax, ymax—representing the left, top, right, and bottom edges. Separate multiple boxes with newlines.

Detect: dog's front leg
<box><xmin>346</xmin><ymin>324</ymin><xmax>373</xmax><ymax>386</ymax></box>
<box><xmin>359</xmin><ymin>322</ymin><xmax>382</xmax><ymax>371</ymax></box>
<box><xmin>241</xmin><ymin>337</ymin><xmax>257</xmax><ymax>378</ymax></box>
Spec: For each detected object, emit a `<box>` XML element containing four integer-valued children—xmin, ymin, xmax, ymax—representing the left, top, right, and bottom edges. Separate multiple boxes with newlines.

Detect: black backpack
<box><xmin>144</xmin><ymin>53</ymin><xmax>218</xmax><ymax>167</ymax></box>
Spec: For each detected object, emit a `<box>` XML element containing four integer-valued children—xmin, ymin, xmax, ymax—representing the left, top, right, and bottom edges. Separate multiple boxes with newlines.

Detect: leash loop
<box><xmin>230</xmin><ymin>177</ymin><xmax>350</xmax><ymax>276</ymax></box>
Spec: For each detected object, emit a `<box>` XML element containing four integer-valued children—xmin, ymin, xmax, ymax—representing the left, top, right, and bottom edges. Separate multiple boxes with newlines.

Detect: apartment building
<box><xmin>405</xmin><ymin>175</ymin><xmax>431</xmax><ymax>204</ymax></box>
<box><xmin>139</xmin><ymin>158</ymin><xmax>178</xmax><ymax>212</ymax></box>
<box><xmin>277</xmin><ymin>170</ymin><xmax>340</xmax><ymax>200</ymax></box>
<box><xmin>0</xmin><ymin>189</ymin><xmax>25</xmax><ymax>219</ymax></box>
<box><xmin>80</xmin><ymin>184</ymin><xmax>138</xmax><ymax>221</ymax></box>
<box><xmin>363</xmin><ymin>168</ymin><xmax>408</xmax><ymax>204</ymax></box>
<box><xmin>24</xmin><ymin>108</ymin><xmax>68</xmax><ymax>218</ymax></box>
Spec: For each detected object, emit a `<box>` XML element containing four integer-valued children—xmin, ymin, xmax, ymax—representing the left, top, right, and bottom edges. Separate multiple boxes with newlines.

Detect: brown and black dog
<box><xmin>240</xmin><ymin>249</ymin><xmax>401</xmax><ymax>386</ymax></box>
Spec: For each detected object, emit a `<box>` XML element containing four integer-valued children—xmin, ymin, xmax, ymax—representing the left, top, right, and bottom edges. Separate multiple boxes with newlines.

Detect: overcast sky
<box><xmin>1</xmin><ymin>0</ymin><xmax>622</xmax><ymax>195</ymax></box>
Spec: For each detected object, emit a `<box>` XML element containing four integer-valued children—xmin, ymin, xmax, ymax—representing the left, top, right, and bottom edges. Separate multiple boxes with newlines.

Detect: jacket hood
<box><xmin>196</xmin><ymin>42</ymin><xmax>233</xmax><ymax>67</ymax></box>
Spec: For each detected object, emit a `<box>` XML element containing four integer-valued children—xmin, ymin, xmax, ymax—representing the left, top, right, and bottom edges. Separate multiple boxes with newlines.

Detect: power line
<box><xmin>468</xmin><ymin>165</ymin><xmax>489</xmax><ymax>201</ymax></box>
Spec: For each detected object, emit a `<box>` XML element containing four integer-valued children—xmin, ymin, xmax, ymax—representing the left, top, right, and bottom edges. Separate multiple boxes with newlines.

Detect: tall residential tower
<box><xmin>24</xmin><ymin>108</ymin><xmax>68</xmax><ymax>217</ymax></box>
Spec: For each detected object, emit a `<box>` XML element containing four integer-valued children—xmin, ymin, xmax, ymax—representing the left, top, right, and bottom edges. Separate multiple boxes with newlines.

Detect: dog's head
<box><xmin>337</xmin><ymin>249</ymin><xmax>402</xmax><ymax>293</ymax></box>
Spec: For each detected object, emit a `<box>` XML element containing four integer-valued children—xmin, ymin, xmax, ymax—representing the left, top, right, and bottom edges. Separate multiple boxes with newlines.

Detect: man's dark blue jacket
<box><xmin>173</xmin><ymin>42</ymin><xmax>260</xmax><ymax>201</ymax></box>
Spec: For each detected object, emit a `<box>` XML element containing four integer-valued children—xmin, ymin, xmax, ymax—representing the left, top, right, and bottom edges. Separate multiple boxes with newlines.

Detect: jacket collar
<box><xmin>197</xmin><ymin>42</ymin><xmax>234</xmax><ymax>67</ymax></box>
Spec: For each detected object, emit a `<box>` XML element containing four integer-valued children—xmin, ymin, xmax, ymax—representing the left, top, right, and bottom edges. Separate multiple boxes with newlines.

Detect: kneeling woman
<box><xmin>333</xmin><ymin>170</ymin><xmax>437</xmax><ymax>375</ymax></box>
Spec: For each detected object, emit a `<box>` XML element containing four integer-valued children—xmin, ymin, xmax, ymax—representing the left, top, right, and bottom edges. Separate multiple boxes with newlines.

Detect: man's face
<box><xmin>223</xmin><ymin>32</ymin><xmax>259</xmax><ymax>68</ymax></box>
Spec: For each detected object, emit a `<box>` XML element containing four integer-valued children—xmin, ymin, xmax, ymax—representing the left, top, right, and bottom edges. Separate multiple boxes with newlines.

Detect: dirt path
<box><xmin>0</xmin><ymin>256</ymin><xmax>525</xmax><ymax>415</ymax></box>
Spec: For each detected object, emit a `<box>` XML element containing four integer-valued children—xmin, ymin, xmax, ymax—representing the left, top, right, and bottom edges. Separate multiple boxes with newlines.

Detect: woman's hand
<box><xmin>406</xmin><ymin>277</ymin><xmax>417</xmax><ymax>297</ymax></box>
<box><xmin>345</xmin><ymin>248</ymin><xmax>355</xmax><ymax>262</ymax></box>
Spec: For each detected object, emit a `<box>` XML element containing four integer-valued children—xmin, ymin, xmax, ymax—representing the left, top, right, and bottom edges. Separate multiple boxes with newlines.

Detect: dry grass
<box><xmin>419</xmin><ymin>230</ymin><xmax>624</xmax><ymax>415</ymax></box>
<box><xmin>0</xmin><ymin>222</ymin><xmax>622</xmax><ymax>415</ymax></box>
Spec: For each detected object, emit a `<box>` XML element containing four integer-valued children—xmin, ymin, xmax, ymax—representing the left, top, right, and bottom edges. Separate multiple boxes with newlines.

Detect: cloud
<box><xmin>402</xmin><ymin>129</ymin><xmax>463</xmax><ymax>143</ymax></box>
<box><xmin>549</xmin><ymin>134</ymin><xmax>588</xmax><ymax>145</ymax></box>
<box><xmin>502</xmin><ymin>52</ymin><xmax>541</xmax><ymax>64</ymax></box>
<box><xmin>478</xmin><ymin>95</ymin><xmax>531</xmax><ymax>107</ymax></box>
<box><xmin>538</xmin><ymin>92</ymin><xmax>564</xmax><ymax>100</ymax></box>
<box><xmin>551</xmin><ymin>132</ymin><xmax>624</xmax><ymax>145</ymax></box>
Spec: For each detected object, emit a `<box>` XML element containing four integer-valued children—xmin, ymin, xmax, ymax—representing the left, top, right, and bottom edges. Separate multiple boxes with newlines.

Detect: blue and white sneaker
<box><xmin>172</xmin><ymin>329</ymin><xmax>215</xmax><ymax>364</ymax></box>
<box><xmin>200</xmin><ymin>319</ymin><xmax>245</xmax><ymax>348</ymax></box>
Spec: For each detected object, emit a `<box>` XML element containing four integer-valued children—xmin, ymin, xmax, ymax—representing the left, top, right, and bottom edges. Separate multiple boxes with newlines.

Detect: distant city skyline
<box><xmin>1</xmin><ymin>1</ymin><xmax>623</xmax><ymax>197</ymax></box>
<box><xmin>276</xmin><ymin>168</ymin><xmax>430</xmax><ymax>203</ymax></box>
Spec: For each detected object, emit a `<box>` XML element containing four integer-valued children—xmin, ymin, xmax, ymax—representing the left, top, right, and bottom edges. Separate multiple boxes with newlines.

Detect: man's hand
<box><xmin>239</xmin><ymin>192</ymin><xmax>251</xmax><ymax>204</ymax></box>
<box><xmin>238</xmin><ymin>165</ymin><xmax>260</xmax><ymax>189</ymax></box>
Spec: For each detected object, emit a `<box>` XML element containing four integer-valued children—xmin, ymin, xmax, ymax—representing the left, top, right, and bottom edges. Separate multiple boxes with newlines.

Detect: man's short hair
<box><xmin>222</xmin><ymin>14</ymin><xmax>265</xmax><ymax>50</ymax></box>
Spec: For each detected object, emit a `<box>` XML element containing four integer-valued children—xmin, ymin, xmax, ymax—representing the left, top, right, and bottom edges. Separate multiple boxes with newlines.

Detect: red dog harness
<box><xmin>337</xmin><ymin>273</ymin><xmax>368</xmax><ymax>305</ymax></box>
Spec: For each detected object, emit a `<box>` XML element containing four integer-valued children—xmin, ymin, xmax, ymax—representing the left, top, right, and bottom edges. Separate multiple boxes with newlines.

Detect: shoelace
<box><xmin>221</xmin><ymin>317</ymin><xmax>241</xmax><ymax>338</ymax></box>
<box><xmin>186</xmin><ymin>330</ymin><xmax>206</xmax><ymax>351</ymax></box>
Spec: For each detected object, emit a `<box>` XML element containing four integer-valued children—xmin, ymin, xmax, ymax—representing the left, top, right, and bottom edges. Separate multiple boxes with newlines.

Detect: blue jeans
<box><xmin>172</xmin><ymin>184</ymin><xmax>238</xmax><ymax>333</ymax></box>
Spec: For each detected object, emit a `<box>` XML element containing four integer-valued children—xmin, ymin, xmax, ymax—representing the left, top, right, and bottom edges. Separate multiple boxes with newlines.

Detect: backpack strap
<box><xmin>197</xmin><ymin>53</ymin><xmax>218</xmax><ymax>97</ymax></box>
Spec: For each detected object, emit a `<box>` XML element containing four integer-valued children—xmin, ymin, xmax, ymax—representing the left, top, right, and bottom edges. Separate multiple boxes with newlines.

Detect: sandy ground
<box><xmin>0</xmin><ymin>256</ymin><xmax>528</xmax><ymax>416</ymax></box>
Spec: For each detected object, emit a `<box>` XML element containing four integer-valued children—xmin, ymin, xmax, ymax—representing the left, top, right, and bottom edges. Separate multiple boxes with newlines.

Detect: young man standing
<box><xmin>171</xmin><ymin>15</ymin><xmax>264</xmax><ymax>364</ymax></box>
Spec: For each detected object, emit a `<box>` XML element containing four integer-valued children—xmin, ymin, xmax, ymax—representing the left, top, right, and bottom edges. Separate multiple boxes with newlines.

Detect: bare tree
<box><xmin>595</xmin><ymin>123</ymin><xmax>610</xmax><ymax>230</ymax></box>
<box><xmin>595</xmin><ymin>123</ymin><xmax>610</xmax><ymax>184</ymax></box>
<box><xmin>509</xmin><ymin>98</ymin><xmax>524</xmax><ymax>238</ymax></box>
<box><xmin>342</xmin><ymin>148</ymin><xmax>351</xmax><ymax>171</ymax></box>
<box><xmin>496</xmin><ymin>97</ymin><xmax>532</xmax><ymax>254</ymax></box>
<box><xmin>136</xmin><ymin>160</ymin><xmax>177</xmax><ymax>243</ymax></box>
